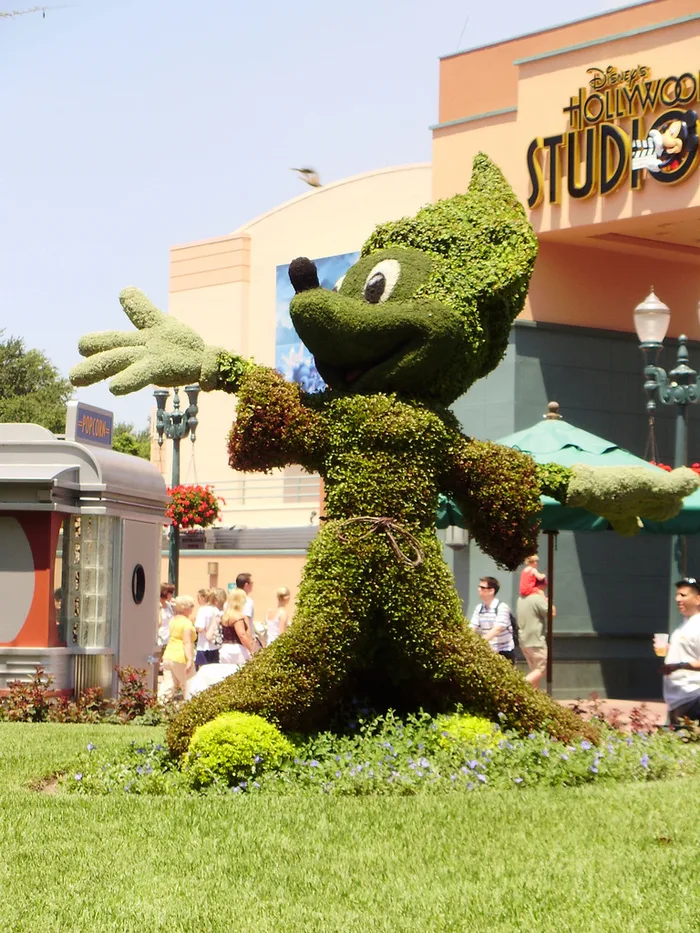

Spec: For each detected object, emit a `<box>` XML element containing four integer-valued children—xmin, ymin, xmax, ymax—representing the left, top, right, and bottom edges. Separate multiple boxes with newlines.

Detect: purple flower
<box><xmin>640</xmin><ymin>754</ymin><xmax>649</xmax><ymax>769</ymax></box>
<box><xmin>477</xmin><ymin>774</ymin><xmax>487</xmax><ymax>783</ymax></box>
<box><xmin>86</xmin><ymin>743</ymin><xmax>96</xmax><ymax>752</ymax></box>
<box><xmin>581</xmin><ymin>740</ymin><xmax>593</xmax><ymax>751</ymax></box>
<box><xmin>74</xmin><ymin>773</ymin><xmax>83</xmax><ymax>781</ymax></box>
<box><xmin>541</xmin><ymin>748</ymin><xmax>549</xmax><ymax>757</ymax></box>
<box><xmin>590</xmin><ymin>765</ymin><xmax>598</xmax><ymax>774</ymax></box>
<box><xmin>309</xmin><ymin>760</ymin><xmax>319</xmax><ymax>768</ymax></box>
<box><xmin>466</xmin><ymin>782</ymin><xmax>475</xmax><ymax>791</ymax></box>
<box><xmin>467</xmin><ymin>760</ymin><xmax>478</xmax><ymax>770</ymax></box>
<box><xmin>561</xmin><ymin>753</ymin><xmax>568</xmax><ymax>761</ymax></box>
<box><xmin>528</xmin><ymin>733</ymin><xmax>537</xmax><ymax>739</ymax></box>
<box><xmin>514</xmin><ymin>777</ymin><xmax>523</xmax><ymax>784</ymax></box>
<box><xmin>335</xmin><ymin>771</ymin><xmax>341</xmax><ymax>778</ymax></box>
<box><xmin>253</xmin><ymin>755</ymin><xmax>262</xmax><ymax>763</ymax></box>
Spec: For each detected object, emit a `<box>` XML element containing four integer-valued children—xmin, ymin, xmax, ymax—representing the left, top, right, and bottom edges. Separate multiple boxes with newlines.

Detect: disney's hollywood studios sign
<box><xmin>527</xmin><ymin>65</ymin><xmax>699</xmax><ymax>208</ymax></box>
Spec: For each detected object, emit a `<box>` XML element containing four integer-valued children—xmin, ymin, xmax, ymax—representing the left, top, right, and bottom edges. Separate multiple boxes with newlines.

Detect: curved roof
<box><xmin>231</xmin><ymin>163</ymin><xmax>431</xmax><ymax>235</ymax></box>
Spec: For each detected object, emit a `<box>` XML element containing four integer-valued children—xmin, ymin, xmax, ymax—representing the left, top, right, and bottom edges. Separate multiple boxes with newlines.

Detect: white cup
<box><xmin>653</xmin><ymin>633</ymin><xmax>669</xmax><ymax>657</ymax></box>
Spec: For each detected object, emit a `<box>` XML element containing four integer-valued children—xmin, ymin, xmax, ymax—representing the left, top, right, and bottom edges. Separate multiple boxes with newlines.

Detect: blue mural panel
<box><xmin>275</xmin><ymin>251</ymin><xmax>359</xmax><ymax>393</ymax></box>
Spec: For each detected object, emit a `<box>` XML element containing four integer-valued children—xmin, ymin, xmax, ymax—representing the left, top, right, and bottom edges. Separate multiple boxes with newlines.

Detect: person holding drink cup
<box><xmin>654</xmin><ymin>577</ymin><xmax>700</xmax><ymax>725</ymax></box>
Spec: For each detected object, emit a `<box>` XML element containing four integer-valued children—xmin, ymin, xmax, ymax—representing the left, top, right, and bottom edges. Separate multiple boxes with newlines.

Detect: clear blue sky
<box><xmin>1</xmin><ymin>0</ymin><xmax>636</xmax><ymax>426</ymax></box>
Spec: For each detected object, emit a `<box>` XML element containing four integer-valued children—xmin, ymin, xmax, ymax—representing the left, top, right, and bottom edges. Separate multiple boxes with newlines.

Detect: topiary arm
<box><xmin>70</xmin><ymin>288</ymin><xmax>246</xmax><ymax>395</ymax></box>
<box><xmin>70</xmin><ymin>289</ymin><xmax>328</xmax><ymax>471</ymax></box>
<box><xmin>442</xmin><ymin>436</ymin><xmax>543</xmax><ymax>571</ymax></box>
<box><xmin>561</xmin><ymin>464</ymin><xmax>699</xmax><ymax>536</ymax></box>
<box><xmin>226</xmin><ymin>359</ymin><xmax>327</xmax><ymax>473</ymax></box>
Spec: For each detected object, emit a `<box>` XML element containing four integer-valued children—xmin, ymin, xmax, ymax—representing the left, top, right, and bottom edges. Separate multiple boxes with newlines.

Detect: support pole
<box><xmin>546</xmin><ymin>531</ymin><xmax>555</xmax><ymax>696</ymax></box>
<box><xmin>669</xmin><ymin>401</ymin><xmax>688</xmax><ymax>631</ymax></box>
<box><xmin>168</xmin><ymin>435</ymin><xmax>181</xmax><ymax>594</ymax></box>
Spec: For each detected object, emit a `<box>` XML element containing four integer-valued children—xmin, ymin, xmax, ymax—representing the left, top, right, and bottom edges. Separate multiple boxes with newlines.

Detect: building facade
<box><xmin>434</xmin><ymin>0</ymin><xmax>700</xmax><ymax>697</ymax></box>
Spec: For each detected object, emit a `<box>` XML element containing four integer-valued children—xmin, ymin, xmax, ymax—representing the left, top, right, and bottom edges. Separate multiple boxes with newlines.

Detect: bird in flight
<box><xmin>291</xmin><ymin>167</ymin><xmax>322</xmax><ymax>188</ymax></box>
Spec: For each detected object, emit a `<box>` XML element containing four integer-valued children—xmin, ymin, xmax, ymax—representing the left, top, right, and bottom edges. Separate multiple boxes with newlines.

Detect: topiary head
<box><xmin>288</xmin><ymin>154</ymin><xmax>537</xmax><ymax>406</ymax></box>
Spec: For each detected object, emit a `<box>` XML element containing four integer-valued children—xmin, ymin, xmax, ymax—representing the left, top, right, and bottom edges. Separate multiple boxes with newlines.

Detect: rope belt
<box><xmin>333</xmin><ymin>516</ymin><xmax>424</xmax><ymax>568</ymax></box>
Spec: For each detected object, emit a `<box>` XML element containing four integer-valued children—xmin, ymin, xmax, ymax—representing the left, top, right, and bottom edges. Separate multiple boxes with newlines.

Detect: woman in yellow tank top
<box><xmin>159</xmin><ymin>594</ymin><xmax>196</xmax><ymax>701</ymax></box>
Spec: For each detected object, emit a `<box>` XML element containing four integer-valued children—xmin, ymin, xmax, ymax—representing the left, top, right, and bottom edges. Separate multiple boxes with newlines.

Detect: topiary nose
<box><xmin>289</xmin><ymin>257</ymin><xmax>320</xmax><ymax>294</ymax></box>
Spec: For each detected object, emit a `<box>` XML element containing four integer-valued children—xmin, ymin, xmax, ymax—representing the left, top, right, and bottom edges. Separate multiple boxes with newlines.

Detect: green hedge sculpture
<box><xmin>71</xmin><ymin>154</ymin><xmax>697</xmax><ymax>755</ymax></box>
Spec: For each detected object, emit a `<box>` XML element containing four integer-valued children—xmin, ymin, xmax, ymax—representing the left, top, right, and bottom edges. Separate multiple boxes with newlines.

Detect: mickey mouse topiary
<box><xmin>71</xmin><ymin>154</ymin><xmax>697</xmax><ymax>755</ymax></box>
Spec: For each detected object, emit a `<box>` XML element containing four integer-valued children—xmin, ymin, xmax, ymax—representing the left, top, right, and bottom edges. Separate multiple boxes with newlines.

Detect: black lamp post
<box><xmin>634</xmin><ymin>288</ymin><xmax>700</xmax><ymax>624</ymax></box>
<box><xmin>154</xmin><ymin>385</ymin><xmax>200</xmax><ymax>594</ymax></box>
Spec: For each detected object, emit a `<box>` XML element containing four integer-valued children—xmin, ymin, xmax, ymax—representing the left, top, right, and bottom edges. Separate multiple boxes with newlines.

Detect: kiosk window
<box><xmin>62</xmin><ymin>515</ymin><xmax>118</xmax><ymax>648</ymax></box>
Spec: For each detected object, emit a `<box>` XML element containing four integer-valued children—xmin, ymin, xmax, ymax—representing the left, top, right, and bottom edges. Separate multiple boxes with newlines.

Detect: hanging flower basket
<box><xmin>166</xmin><ymin>484</ymin><xmax>224</xmax><ymax>529</ymax></box>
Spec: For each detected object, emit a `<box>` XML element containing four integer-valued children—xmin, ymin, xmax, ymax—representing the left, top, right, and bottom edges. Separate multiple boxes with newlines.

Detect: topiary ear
<box><xmin>460</xmin><ymin>153</ymin><xmax>538</xmax><ymax>380</ymax></box>
<box><xmin>467</xmin><ymin>152</ymin><xmax>520</xmax><ymax>202</ymax></box>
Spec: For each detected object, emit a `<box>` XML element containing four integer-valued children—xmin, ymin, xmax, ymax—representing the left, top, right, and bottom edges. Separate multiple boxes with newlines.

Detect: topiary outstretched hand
<box><xmin>69</xmin><ymin>287</ymin><xmax>229</xmax><ymax>394</ymax></box>
<box><xmin>567</xmin><ymin>464</ymin><xmax>699</xmax><ymax>535</ymax></box>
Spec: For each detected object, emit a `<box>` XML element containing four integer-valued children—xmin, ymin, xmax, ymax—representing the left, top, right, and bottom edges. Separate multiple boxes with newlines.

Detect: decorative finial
<box><xmin>544</xmin><ymin>401</ymin><xmax>562</xmax><ymax>420</ymax></box>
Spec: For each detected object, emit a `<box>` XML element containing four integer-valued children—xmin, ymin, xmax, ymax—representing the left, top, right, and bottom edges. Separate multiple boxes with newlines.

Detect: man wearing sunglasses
<box><xmin>469</xmin><ymin>577</ymin><xmax>516</xmax><ymax>665</ymax></box>
<box><xmin>656</xmin><ymin>577</ymin><xmax>700</xmax><ymax>725</ymax></box>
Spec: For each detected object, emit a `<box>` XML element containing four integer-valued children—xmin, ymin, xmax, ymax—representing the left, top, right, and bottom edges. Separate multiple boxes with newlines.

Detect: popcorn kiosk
<box><xmin>0</xmin><ymin>403</ymin><xmax>167</xmax><ymax>695</ymax></box>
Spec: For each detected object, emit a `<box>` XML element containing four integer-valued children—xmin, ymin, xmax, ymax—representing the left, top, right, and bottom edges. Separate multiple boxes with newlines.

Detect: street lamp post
<box><xmin>634</xmin><ymin>288</ymin><xmax>700</xmax><ymax>626</ymax></box>
<box><xmin>154</xmin><ymin>385</ymin><xmax>200</xmax><ymax>594</ymax></box>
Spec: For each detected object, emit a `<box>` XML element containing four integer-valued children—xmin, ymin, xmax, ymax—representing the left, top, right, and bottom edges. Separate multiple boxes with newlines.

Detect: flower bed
<box><xmin>63</xmin><ymin>708</ymin><xmax>700</xmax><ymax>797</ymax></box>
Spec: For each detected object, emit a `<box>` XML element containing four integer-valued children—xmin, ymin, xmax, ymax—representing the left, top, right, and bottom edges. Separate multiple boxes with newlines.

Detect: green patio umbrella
<box><xmin>436</xmin><ymin>403</ymin><xmax>700</xmax><ymax>693</ymax></box>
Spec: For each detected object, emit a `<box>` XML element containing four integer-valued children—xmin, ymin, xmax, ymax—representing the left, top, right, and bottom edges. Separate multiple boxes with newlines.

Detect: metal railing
<box><xmin>207</xmin><ymin>473</ymin><xmax>321</xmax><ymax>507</ymax></box>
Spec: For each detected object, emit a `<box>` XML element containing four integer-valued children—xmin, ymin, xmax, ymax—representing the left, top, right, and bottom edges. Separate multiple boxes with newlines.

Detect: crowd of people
<box><xmin>157</xmin><ymin>557</ymin><xmax>700</xmax><ymax>725</ymax></box>
<box><xmin>156</xmin><ymin>573</ymin><xmax>291</xmax><ymax>701</ymax></box>
<box><xmin>470</xmin><ymin>559</ymin><xmax>700</xmax><ymax>725</ymax></box>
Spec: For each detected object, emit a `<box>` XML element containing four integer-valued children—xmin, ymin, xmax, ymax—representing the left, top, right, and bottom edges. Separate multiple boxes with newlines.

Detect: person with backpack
<box><xmin>469</xmin><ymin>576</ymin><xmax>516</xmax><ymax>664</ymax></box>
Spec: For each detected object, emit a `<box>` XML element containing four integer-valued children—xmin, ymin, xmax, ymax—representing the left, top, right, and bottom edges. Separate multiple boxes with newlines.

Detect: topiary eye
<box><xmin>363</xmin><ymin>259</ymin><xmax>401</xmax><ymax>304</ymax></box>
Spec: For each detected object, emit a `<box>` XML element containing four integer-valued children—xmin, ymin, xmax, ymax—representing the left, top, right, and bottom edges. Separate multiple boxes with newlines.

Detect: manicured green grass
<box><xmin>1</xmin><ymin>723</ymin><xmax>699</xmax><ymax>932</ymax></box>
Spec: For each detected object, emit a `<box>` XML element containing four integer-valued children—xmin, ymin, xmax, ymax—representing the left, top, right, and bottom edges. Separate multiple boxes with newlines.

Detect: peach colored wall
<box><xmin>163</xmin><ymin>552</ymin><xmax>306</xmax><ymax>628</ymax></box>
<box><xmin>164</xmin><ymin>164</ymin><xmax>432</xmax><ymax>527</ymax></box>
<box><xmin>438</xmin><ymin>0</ymin><xmax>699</xmax><ymax>124</ymax></box>
<box><xmin>433</xmin><ymin>112</ymin><xmax>517</xmax><ymax>200</ymax></box>
<box><xmin>523</xmin><ymin>240</ymin><xmax>700</xmax><ymax>335</ymax></box>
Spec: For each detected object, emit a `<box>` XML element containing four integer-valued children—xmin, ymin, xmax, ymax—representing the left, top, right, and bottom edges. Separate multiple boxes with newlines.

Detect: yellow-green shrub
<box><xmin>185</xmin><ymin>712</ymin><xmax>294</xmax><ymax>788</ymax></box>
<box><xmin>436</xmin><ymin>712</ymin><xmax>499</xmax><ymax>749</ymax></box>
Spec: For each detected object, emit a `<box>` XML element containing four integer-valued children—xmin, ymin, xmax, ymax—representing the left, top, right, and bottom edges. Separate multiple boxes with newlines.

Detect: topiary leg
<box><xmin>379</xmin><ymin>532</ymin><xmax>598</xmax><ymax>743</ymax></box>
<box><xmin>167</xmin><ymin>524</ymin><xmax>376</xmax><ymax>757</ymax></box>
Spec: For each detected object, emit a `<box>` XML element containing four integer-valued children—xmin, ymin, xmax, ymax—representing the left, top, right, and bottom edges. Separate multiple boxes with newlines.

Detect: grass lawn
<box><xmin>1</xmin><ymin>723</ymin><xmax>699</xmax><ymax>932</ymax></box>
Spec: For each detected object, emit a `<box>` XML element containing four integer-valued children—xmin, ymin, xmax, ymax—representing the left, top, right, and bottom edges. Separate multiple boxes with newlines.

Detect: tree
<box><xmin>112</xmin><ymin>421</ymin><xmax>151</xmax><ymax>459</ymax></box>
<box><xmin>0</xmin><ymin>333</ymin><xmax>73</xmax><ymax>433</ymax></box>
